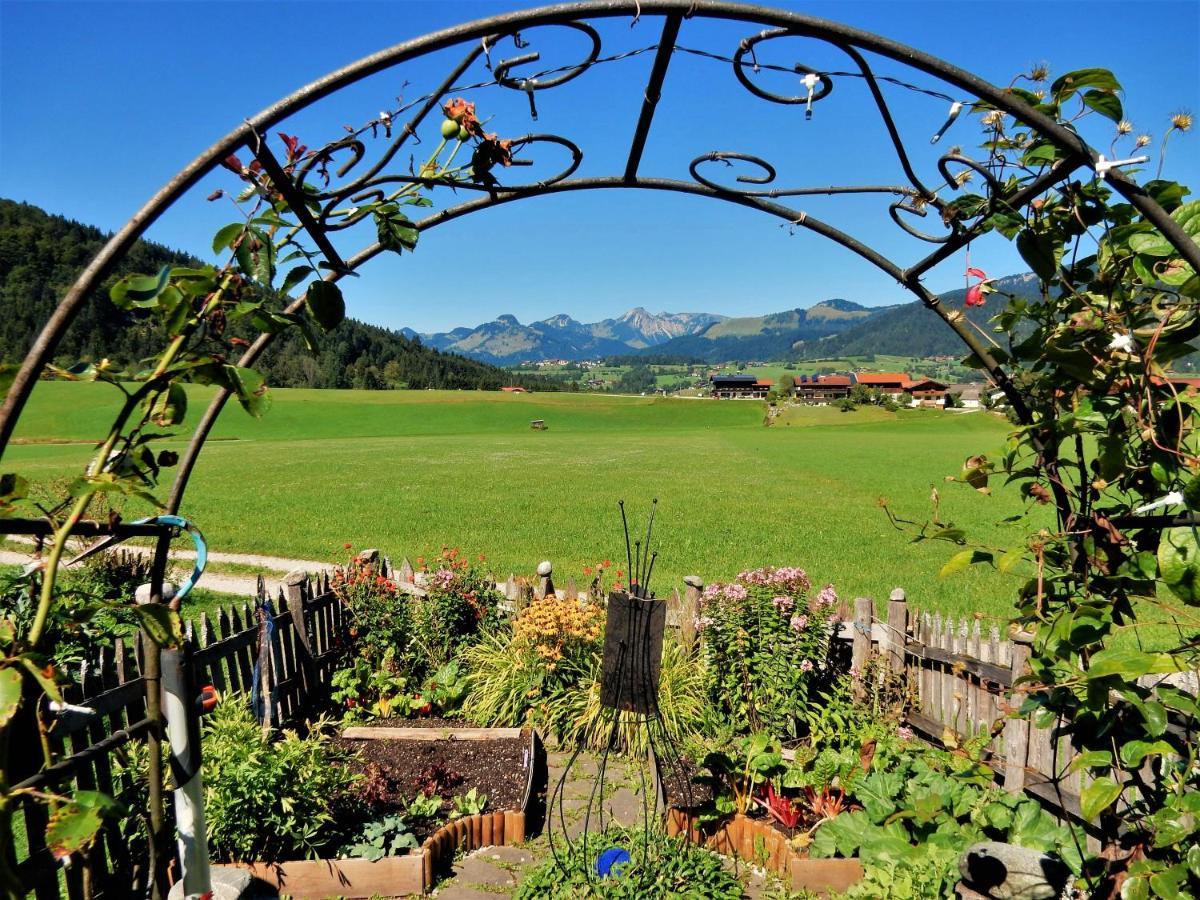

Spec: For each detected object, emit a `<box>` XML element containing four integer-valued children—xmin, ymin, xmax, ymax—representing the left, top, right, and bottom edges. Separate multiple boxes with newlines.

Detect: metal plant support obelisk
<box><xmin>547</xmin><ymin>500</ymin><xmax>694</xmax><ymax>886</ymax></box>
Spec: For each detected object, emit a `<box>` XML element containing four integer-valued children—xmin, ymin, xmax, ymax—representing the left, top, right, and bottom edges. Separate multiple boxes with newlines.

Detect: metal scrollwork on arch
<box><xmin>732</xmin><ymin>29</ymin><xmax>833</xmax><ymax>107</ymax></box>
<box><xmin>309</xmin><ymin>133</ymin><xmax>584</xmax><ymax>233</ymax></box>
<box><xmin>689</xmin><ymin>151</ymin><xmax>917</xmax><ymax>201</ymax></box>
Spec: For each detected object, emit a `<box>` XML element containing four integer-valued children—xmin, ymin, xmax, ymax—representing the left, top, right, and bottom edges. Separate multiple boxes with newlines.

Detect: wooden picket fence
<box><xmin>11</xmin><ymin>571</ymin><xmax>339</xmax><ymax>900</ymax></box>
<box><xmin>844</xmin><ymin>588</ymin><xmax>1109</xmax><ymax>848</ymax></box>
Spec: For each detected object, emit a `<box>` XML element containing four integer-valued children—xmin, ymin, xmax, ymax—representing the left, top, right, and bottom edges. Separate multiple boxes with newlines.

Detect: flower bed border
<box><xmin>667</xmin><ymin>810</ymin><xmax>863</xmax><ymax>896</ymax></box>
<box><xmin>212</xmin><ymin>728</ymin><xmax>544</xmax><ymax>898</ymax></box>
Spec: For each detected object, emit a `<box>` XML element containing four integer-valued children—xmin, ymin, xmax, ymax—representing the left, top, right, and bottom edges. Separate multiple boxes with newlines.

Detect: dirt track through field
<box><xmin>0</xmin><ymin>539</ymin><xmax>333</xmax><ymax>598</ymax></box>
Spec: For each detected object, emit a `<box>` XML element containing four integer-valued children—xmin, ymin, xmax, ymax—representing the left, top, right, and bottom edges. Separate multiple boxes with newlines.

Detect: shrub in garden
<box><xmin>332</xmin><ymin>550</ymin><xmax>411</xmax><ymax>669</ymax></box>
<box><xmin>411</xmin><ymin>547</ymin><xmax>503</xmax><ymax>674</ymax></box>
<box><xmin>201</xmin><ymin>696</ymin><xmax>360</xmax><ymax>862</ymax></box>
<box><xmin>697</xmin><ymin>567</ymin><xmax>838</xmax><ymax>738</ymax></box>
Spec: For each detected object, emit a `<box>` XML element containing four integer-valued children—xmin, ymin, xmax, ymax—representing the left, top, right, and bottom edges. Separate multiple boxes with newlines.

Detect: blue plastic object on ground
<box><xmin>595</xmin><ymin>847</ymin><xmax>632</xmax><ymax>879</ymax></box>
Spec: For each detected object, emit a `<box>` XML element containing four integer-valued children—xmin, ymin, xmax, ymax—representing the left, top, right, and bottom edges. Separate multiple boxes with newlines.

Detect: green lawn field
<box><xmin>5</xmin><ymin>382</ymin><xmax>1031</xmax><ymax>624</ymax></box>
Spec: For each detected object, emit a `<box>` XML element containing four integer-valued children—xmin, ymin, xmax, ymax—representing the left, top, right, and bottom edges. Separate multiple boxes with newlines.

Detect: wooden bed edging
<box><xmin>214</xmin><ymin>810</ymin><xmax>528</xmax><ymax>898</ymax></box>
<box><xmin>667</xmin><ymin>810</ymin><xmax>864</xmax><ymax>897</ymax></box>
<box><xmin>211</xmin><ymin>728</ymin><xmax>544</xmax><ymax>896</ymax></box>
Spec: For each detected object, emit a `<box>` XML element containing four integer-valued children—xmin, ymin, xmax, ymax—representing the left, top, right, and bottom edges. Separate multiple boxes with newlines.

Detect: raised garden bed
<box><xmin>667</xmin><ymin>811</ymin><xmax>863</xmax><ymax>897</ymax></box>
<box><xmin>214</xmin><ymin>726</ymin><xmax>545</xmax><ymax>898</ymax></box>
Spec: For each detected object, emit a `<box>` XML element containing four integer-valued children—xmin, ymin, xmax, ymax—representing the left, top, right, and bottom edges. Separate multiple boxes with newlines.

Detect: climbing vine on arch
<box><xmin>892</xmin><ymin>66</ymin><xmax>1200</xmax><ymax>896</ymax></box>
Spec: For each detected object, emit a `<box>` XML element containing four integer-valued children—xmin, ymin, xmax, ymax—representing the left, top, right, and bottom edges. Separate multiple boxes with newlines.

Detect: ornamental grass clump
<box><xmin>462</xmin><ymin>595</ymin><xmax>605</xmax><ymax>735</ymax></box>
<box><xmin>698</xmin><ymin>566</ymin><xmax>838</xmax><ymax>739</ymax></box>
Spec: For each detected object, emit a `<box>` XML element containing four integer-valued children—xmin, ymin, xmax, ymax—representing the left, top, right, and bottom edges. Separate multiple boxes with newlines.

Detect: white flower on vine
<box><xmin>1108</xmin><ymin>332</ymin><xmax>1135</xmax><ymax>354</ymax></box>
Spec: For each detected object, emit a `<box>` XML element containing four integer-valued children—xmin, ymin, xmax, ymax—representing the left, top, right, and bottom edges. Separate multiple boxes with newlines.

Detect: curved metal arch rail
<box><xmin>1</xmin><ymin>0</ymin><xmax>1197</xmax><ymax>525</ymax></box>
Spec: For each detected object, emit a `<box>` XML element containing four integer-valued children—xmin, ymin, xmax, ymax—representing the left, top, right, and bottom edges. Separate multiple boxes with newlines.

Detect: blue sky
<box><xmin>2</xmin><ymin>0</ymin><xmax>1197</xmax><ymax>333</ymax></box>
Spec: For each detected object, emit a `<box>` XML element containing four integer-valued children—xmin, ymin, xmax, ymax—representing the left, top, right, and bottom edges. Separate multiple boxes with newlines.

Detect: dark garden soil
<box><xmin>335</xmin><ymin>730</ymin><xmax>530</xmax><ymax>832</ymax></box>
<box><xmin>660</xmin><ymin>755</ymin><xmax>712</xmax><ymax>809</ymax></box>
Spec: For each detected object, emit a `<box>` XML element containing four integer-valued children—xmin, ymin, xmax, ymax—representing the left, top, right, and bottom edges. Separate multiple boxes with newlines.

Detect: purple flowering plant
<box><xmin>697</xmin><ymin>565</ymin><xmax>839</xmax><ymax>738</ymax></box>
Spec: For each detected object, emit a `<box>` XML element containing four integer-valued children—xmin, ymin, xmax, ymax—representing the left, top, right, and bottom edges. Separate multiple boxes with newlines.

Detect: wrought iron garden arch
<box><xmin>1</xmin><ymin>0</ymin><xmax>1198</xmax><ymax>518</ymax></box>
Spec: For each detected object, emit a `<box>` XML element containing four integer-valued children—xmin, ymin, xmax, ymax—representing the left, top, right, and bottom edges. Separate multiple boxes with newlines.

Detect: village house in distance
<box><xmin>709</xmin><ymin>371</ymin><xmax>964</xmax><ymax>407</ymax></box>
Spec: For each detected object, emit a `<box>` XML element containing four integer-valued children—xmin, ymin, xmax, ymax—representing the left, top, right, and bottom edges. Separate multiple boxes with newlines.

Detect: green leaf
<box><xmin>1158</xmin><ymin>526</ymin><xmax>1200</xmax><ymax>605</ymax></box>
<box><xmin>1081</xmin><ymin>90</ymin><xmax>1123</xmax><ymax>122</ymax></box>
<box><xmin>1080</xmin><ymin>776</ymin><xmax>1122</xmax><ymax>821</ymax></box>
<box><xmin>1128</xmin><ymin>231</ymin><xmax>1176</xmax><ymax>257</ymax></box>
<box><xmin>1119</xmin><ymin>740</ymin><xmax>1175</xmax><ymax>768</ymax></box>
<box><xmin>940</xmin><ymin>548</ymin><xmax>993</xmax><ymax>578</ymax></box>
<box><xmin>997</xmin><ymin>547</ymin><xmax>1026</xmax><ymax>575</ymax></box>
<box><xmin>305</xmin><ymin>281</ymin><xmax>345</xmax><ymax>332</ymax></box>
<box><xmin>1087</xmin><ymin>648</ymin><xmax>1182</xmax><ymax>680</ymax></box>
<box><xmin>235</xmin><ymin>227</ymin><xmax>275</xmax><ymax>286</ymax></box>
<box><xmin>1138</xmin><ymin>700</ymin><xmax>1169</xmax><ymax>737</ymax></box>
<box><xmin>1070</xmin><ymin>750</ymin><xmax>1112</xmax><ymax>773</ymax></box>
<box><xmin>1051</xmin><ymin>68</ymin><xmax>1121</xmax><ymax>100</ymax></box>
<box><xmin>0</xmin><ymin>667</ymin><xmax>21</xmax><ymax>728</ymax></box>
<box><xmin>146</xmin><ymin>384</ymin><xmax>187</xmax><ymax>427</ymax></box>
<box><xmin>1172</xmin><ymin>200</ymin><xmax>1200</xmax><ymax>238</ymax></box>
<box><xmin>110</xmin><ymin>266</ymin><xmax>172</xmax><ymax>310</ymax></box>
<box><xmin>1017</xmin><ymin>230</ymin><xmax>1062</xmax><ymax>282</ymax></box>
<box><xmin>212</xmin><ymin>222</ymin><xmax>246</xmax><ymax>255</ymax></box>
<box><xmin>374</xmin><ymin>203</ymin><xmax>419</xmax><ymax>255</ymax></box>
<box><xmin>45</xmin><ymin>790</ymin><xmax>121</xmax><ymax>860</ymax></box>
<box><xmin>279</xmin><ymin>264</ymin><xmax>314</xmax><ymax>298</ymax></box>
<box><xmin>130</xmin><ymin>605</ymin><xmax>183</xmax><ymax>648</ymax></box>
<box><xmin>224</xmin><ymin>365</ymin><xmax>271</xmax><ymax>418</ymax></box>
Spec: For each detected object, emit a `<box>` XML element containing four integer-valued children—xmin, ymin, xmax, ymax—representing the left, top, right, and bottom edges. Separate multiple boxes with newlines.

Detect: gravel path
<box><xmin>0</xmin><ymin>541</ymin><xmax>333</xmax><ymax>599</ymax></box>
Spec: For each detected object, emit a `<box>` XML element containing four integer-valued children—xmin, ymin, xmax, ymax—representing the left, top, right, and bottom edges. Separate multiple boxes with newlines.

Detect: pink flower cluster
<box><xmin>431</xmin><ymin>568</ymin><xmax>456</xmax><ymax>590</ymax></box>
<box><xmin>772</xmin><ymin>595</ymin><xmax>794</xmax><ymax>613</ymax></box>
<box><xmin>789</xmin><ymin>614</ymin><xmax>808</xmax><ymax>632</ymax></box>
<box><xmin>815</xmin><ymin>584</ymin><xmax>838</xmax><ymax>608</ymax></box>
<box><xmin>694</xmin><ymin>615</ymin><xmax>714</xmax><ymax>632</ymax></box>
<box><xmin>737</xmin><ymin>565</ymin><xmax>811</xmax><ymax>595</ymax></box>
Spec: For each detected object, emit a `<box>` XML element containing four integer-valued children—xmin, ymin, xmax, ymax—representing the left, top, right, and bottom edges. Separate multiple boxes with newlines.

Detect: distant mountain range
<box><xmin>410</xmin><ymin>309</ymin><xmax>726</xmax><ymax>365</ymax></box>
<box><xmin>411</xmin><ymin>275</ymin><xmax>1042</xmax><ymax>365</ymax></box>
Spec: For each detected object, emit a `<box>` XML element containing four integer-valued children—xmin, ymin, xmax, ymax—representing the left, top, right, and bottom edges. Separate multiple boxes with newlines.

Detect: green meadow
<box><xmin>5</xmin><ymin>382</ymin><xmax>1030</xmax><ymax>623</ymax></box>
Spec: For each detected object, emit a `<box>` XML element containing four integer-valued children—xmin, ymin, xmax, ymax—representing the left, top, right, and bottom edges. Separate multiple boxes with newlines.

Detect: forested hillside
<box><xmin>793</xmin><ymin>274</ymin><xmax>1042</xmax><ymax>359</ymax></box>
<box><xmin>0</xmin><ymin>199</ymin><xmax>555</xmax><ymax>391</ymax></box>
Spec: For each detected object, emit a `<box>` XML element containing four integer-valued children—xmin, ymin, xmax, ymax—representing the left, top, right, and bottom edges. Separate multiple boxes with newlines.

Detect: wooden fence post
<box><xmin>536</xmin><ymin>561</ymin><xmax>554</xmax><ymax>600</ymax></box>
<box><xmin>1003</xmin><ymin>632</ymin><xmax>1033</xmax><ymax>794</ymax></box>
<box><xmin>885</xmin><ymin>588</ymin><xmax>908</xmax><ymax>676</ymax></box>
<box><xmin>682</xmin><ymin>576</ymin><xmax>703</xmax><ymax>654</ymax></box>
<box><xmin>851</xmin><ymin>597</ymin><xmax>873</xmax><ymax>700</ymax></box>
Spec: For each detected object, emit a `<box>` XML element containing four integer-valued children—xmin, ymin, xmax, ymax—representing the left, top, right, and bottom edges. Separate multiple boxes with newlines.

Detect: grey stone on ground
<box><xmin>959</xmin><ymin>842</ymin><xmax>1069</xmax><ymax>899</ymax></box>
<box><xmin>167</xmin><ymin>867</ymin><xmax>255</xmax><ymax>899</ymax></box>
<box><xmin>449</xmin><ymin>854</ymin><xmax>520</xmax><ymax>889</ymax></box>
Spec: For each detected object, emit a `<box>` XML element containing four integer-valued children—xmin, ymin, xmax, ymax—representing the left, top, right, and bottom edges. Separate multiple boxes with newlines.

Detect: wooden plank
<box><xmin>1004</xmin><ymin>638</ymin><xmax>1032</xmax><ymax>793</ymax></box>
<box><xmin>968</xmin><ymin>620</ymin><xmax>982</xmax><ymax>735</ymax></box>
<box><xmin>884</xmin><ymin>589</ymin><xmax>907</xmax><ymax>676</ymax></box>
<box><xmin>930</xmin><ymin>613</ymin><xmax>943</xmax><ymax>728</ymax></box>
<box><xmin>214</xmin><ymin>855</ymin><xmax>425</xmax><ymax>899</ymax></box>
<box><xmin>851</xmin><ymin>597</ymin><xmax>873</xmax><ymax>700</ymax></box>
<box><xmin>341</xmin><ymin>727</ymin><xmax>524</xmax><ymax>741</ymax></box>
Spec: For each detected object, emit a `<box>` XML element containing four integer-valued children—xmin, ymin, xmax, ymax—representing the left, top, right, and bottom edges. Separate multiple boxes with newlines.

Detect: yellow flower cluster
<box><xmin>514</xmin><ymin>597</ymin><xmax>605</xmax><ymax>662</ymax></box>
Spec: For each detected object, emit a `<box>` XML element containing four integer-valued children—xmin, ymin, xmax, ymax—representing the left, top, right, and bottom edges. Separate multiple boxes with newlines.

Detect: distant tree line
<box><xmin>0</xmin><ymin>199</ymin><xmax>557</xmax><ymax>392</ymax></box>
